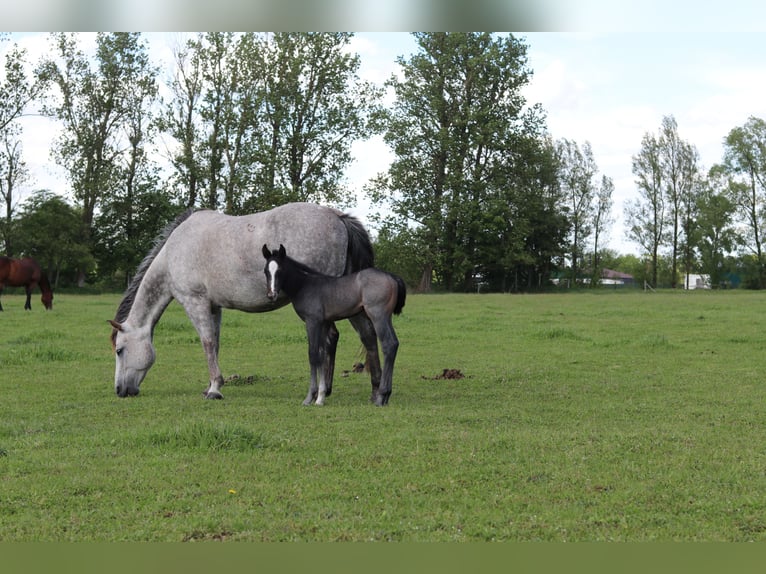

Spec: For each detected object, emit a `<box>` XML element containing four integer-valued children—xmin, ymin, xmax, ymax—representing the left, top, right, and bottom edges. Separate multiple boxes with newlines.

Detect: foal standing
<box><xmin>262</xmin><ymin>244</ymin><xmax>405</xmax><ymax>406</ymax></box>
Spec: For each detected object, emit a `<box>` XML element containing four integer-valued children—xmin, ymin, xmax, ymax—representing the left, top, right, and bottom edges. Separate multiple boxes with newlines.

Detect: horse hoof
<box><xmin>203</xmin><ymin>391</ymin><xmax>224</xmax><ymax>400</ymax></box>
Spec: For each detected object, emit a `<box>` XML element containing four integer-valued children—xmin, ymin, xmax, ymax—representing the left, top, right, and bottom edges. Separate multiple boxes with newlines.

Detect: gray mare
<box><xmin>109</xmin><ymin>203</ymin><xmax>377</xmax><ymax>400</ymax></box>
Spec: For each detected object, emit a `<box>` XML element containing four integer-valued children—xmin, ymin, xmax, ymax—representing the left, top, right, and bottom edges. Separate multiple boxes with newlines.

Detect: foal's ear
<box><xmin>262</xmin><ymin>244</ymin><xmax>271</xmax><ymax>259</ymax></box>
<box><xmin>278</xmin><ymin>244</ymin><xmax>286</xmax><ymax>258</ymax></box>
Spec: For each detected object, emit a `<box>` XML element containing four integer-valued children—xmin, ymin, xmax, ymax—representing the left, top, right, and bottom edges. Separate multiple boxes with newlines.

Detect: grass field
<box><xmin>1</xmin><ymin>289</ymin><xmax>766</xmax><ymax>541</ymax></box>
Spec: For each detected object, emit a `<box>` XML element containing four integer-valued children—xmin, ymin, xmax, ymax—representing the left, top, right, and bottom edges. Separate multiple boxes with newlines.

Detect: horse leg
<box><xmin>323</xmin><ymin>322</ymin><xmax>339</xmax><ymax>398</ymax></box>
<box><xmin>184</xmin><ymin>301</ymin><xmax>225</xmax><ymax>399</ymax></box>
<box><xmin>348</xmin><ymin>313</ymin><xmax>382</xmax><ymax>403</ymax></box>
<box><xmin>0</xmin><ymin>287</ymin><xmax>3</xmax><ymax>311</ymax></box>
<box><xmin>304</xmin><ymin>320</ymin><xmax>327</xmax><ymax>405</ymax></box>
<box><xmin>371</xmin><ymin>315</ymin><xmax>399</xmax><ymax>406</ymax></box>
<box><xmin>24</xmin><ymin>285</ymin><xmax>34</xmax><ymax>310</ymax></box>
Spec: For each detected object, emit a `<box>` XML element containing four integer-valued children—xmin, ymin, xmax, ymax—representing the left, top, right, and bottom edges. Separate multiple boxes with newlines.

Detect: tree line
<box><xmin>1</xmin><ymin>32</ymin><xmax>765</xmax><ymax>291</ymax></box>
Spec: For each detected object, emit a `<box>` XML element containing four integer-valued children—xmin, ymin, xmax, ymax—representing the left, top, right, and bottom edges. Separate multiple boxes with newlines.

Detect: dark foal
<box><xmin>263</xmin><ymin>244</ymin><xmax>405</xmax><ymax>406</ymax></box>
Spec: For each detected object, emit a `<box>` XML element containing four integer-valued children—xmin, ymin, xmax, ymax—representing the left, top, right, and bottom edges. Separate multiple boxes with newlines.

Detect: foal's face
<box><xmin>264</xmin><ymin>258</ymin><xmax>281</xmax><ymax>302</ymax></box>
<box><xmin>262</xmin><ymin>244</ymin><xmax>285</xmax><ymax>302</ymax></box>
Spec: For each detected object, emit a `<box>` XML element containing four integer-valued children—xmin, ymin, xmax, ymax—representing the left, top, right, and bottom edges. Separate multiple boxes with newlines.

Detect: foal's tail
<box><xmin>393</xmin><ymin>274</ymin><xmax>407</xmax><ymax>316</ymax></box>
<box><xmin>340</xmin><ymin>212</ymin><xmax>375</xmax><ymax>273</ymax></box>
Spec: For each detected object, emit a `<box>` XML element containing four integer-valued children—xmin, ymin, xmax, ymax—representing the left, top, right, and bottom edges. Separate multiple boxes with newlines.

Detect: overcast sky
<box><xmin>4</xmin><ymin>26</ymin><xmax>766</xmax><ymax>255</ymax></box>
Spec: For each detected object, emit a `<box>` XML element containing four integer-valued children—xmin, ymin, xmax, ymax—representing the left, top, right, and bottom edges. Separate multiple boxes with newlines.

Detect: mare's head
<box><xmin>262</xmin><ymin>244</ymin><xmax>287</xmax><ymax>302</ymax></box>
<box><xmin>109</xmin><ymin>320</ymin><xmax>155</xmax><ymax>397</ymax></box>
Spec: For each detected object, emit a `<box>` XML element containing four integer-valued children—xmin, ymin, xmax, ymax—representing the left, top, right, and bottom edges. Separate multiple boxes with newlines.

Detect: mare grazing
<box><xmin>109</xmin><ymin>203</ymin><xmax>379</xmax><ymax>400</ymax></box>
<box><xmin>263</xmin><ymin>243</ymin><xmax>405</xmax><ymax>406</ymax></box>
<box><xmin>0</xmin><ymin>256</ymin><xmax>53</xmax><ymax>311</ymax></box>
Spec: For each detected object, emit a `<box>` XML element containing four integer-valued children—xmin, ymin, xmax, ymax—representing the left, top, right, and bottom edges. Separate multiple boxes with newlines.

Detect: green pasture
<box><xmin>1</xmin><ymin>289</ymin><xmax>766</xmax><ymax>541</ymax></box>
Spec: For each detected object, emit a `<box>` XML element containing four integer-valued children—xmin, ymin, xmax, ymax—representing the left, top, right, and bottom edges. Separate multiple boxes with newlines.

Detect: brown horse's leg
<box><xmin>24</xmin><ymin>286</ymin><xmax>33</xmax><ymax>310</ymax></box>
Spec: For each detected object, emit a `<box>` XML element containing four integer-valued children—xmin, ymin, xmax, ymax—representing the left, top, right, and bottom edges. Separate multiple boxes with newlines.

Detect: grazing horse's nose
<box><xmin>116</xmin><ymin>385</ymin><xmax>139</xmax><ymax>397</ymax></box>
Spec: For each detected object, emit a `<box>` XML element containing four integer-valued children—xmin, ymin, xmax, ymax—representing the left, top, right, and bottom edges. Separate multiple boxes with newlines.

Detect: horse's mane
<box><xmin>113</xmin><ymin>208</ymin><xmax>194</xmax><ymax>323</ymax></box>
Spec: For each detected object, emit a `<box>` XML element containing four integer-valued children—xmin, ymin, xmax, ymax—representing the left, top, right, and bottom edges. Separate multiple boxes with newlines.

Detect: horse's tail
<box><xmin>393</xmin><ymin>274</ymin><xmax>406</xmax><ymax>316</ymax></box>
<box><xmin>340</xmin><ymin>212</ymin><xmax>374</xmax><ymax>274</ymax></box>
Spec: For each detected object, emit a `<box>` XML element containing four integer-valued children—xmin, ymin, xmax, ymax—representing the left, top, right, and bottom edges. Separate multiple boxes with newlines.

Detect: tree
<box><xmin>696</xmin><ymin>167</ymin><xmax>737</xmax><ymax>288</ymax></box>
<box><xmin>372</xmin><ymin>32</ymin><xmax>552</xmax><ymax>292</ymax></box>
<box><xmin>591</xmin><ymin>175</ymin><xmax>614</xmax><ymax>286</ymax></box>
<box><xmin>0</xmin><ymin>36</ymin><xmax>47</xmax><ymax>255</ymax></box>
<box><xmin>161</xmin><ymin>35</ymin><xmax>205</xmax><ymax>208</ymax></box>
<box><xmin>626</xmin><ymin>132</ymin><xmax>664</xmax><ymax>288</ymax></box>
<box><xmin>13</xmin><ymin>190</ymin><xmax>92</xmax><ymax>286</ymax></box>
<box><xmin>720</xmin><ymin>116</ymin><xmax>766</xmax><ymax>288</ymax></box>
<box><xmin>39</xmin><ymin>33</ymin><xmax>160</xmax><ymax>285</ymax></box>
<box><xmin>0</xmin><ymin>35</ymin><xmax>48</xmax><ymax>133</ymax></box>
<box><xmin>556</xmin><ymin>138</ymin><xmax>597</xmax><ymax>284</ymax></box>
<box><xmin>162</xmin><ymin>33</ymin><xmax>382</xmax><ymax>214</ymax></box>
<box><xmin>659</xmin><ymin>115</ymin><xmax>700</xmax><ymax>288</ymax></box>
<box><xmin>0</xmin><ymin>124</ymin><xmax>28</xmax><ymax>255</ymax></box>
<box><xmin>253</xmin><ymin>32</ymin><xmax>383</xmax><ymax>208</ymax></box>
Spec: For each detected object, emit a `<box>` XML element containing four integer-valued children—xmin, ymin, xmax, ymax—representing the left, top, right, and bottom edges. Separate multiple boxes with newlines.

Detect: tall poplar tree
<box><xmin>556</xmin><ymin>138</ymin><xmax>597</xmax><ymax>285</ymax></box>
<box><xmin>626</xmin><ymin>132</ymin><xmax>664</xmax><ymax>288</ymax></box>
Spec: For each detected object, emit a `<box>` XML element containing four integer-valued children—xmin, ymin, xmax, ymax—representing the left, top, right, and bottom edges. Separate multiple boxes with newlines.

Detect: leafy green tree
<box><xmin>372</xmin><ymin>32</ymin><xmax>555</xmax><ymax>292</ymax></box>
<box><xmin>719</xmin><ymin>116</ymin><xmax>766</xmax><ymax>288</ymax></box>
<box><xmin>162</xmin><ymin>33</ymin><xmax>381</xmax><ymax>214</ymax></box>
<box><xmin>696</xmin><ymin>167</ymin><xmax>737</xmax><ymax>288</ymax></box>
<box><xmin>371</xmin><ymin>219</ymin><xmax>427</xmax><ymax>290</ymax></box>
<box><xmin>252</xmin><ymin>32</ymin><xmax>383</xmax><ymax>209</ymax></box>
<box><xmin>92</xmin><ymin>178</ymin><xmax>182</xmax><ymax>286</ymax></box>
<box><xmin>488</xmin><ymin>133</ymin><xmax>566</xmax><ymax>291</ymax></box>
<box><xmin>13</xmin><ymin>190</ymin><xmax>92</xmax><ymax>286</ymax></box>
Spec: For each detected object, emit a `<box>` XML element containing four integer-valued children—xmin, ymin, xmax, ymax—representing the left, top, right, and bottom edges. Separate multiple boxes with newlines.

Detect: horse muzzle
<box><xmin>115</xmin><ymin>384</ymin><xmax>140</xmax><ymax>397</ymax></box>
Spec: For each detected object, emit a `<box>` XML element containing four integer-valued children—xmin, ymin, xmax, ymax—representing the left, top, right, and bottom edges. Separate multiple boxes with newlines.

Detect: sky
<box><xmin>3</xmin><ymin>27</ymin><xmax>766</xmax><ymax>255</ymax></box>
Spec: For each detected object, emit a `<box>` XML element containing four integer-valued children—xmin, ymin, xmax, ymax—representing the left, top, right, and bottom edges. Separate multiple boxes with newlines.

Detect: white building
<box><xmin>684</xmin><ymin>274</ymin><xmax>711</xmax><ymax>290</ymax></box>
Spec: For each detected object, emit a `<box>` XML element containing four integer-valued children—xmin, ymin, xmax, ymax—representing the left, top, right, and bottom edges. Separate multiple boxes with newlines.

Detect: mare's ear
<box><xmin>262</xmin><ymin>244</ymin><xmax>271</xmax><ymax>259</ymax></box>
<box><xmin>108</xmin><ymin>320</ymin><xmax>123</xmax><ymax>332</ymax></box>
<box><xmin>278</xmin><ymin>244</ymin><xmax>286</xmax><ymax>259</ymax></box>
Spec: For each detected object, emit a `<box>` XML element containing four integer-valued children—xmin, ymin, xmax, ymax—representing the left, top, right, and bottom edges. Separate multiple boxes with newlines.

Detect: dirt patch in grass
<box><xmin>422</xmin><ymin>368</ymin><xmax>465</xmax><ymax>380</ymax></box>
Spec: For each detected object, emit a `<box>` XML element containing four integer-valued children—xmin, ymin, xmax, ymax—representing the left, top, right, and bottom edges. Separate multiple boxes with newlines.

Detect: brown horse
<box><xmin>0</xmin><ymin>256</ymin><xmax>53</xmax><ymax>311</ymax></box>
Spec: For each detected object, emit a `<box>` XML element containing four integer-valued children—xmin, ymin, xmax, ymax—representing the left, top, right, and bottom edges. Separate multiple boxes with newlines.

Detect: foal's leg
<box><xmin>348</xmin><ymin>313</ymin><xmax>382</xmax><ymax>403</ymax></box>
<box><xmin>184</xmin><ymin>300</ymin><xmax>225</xmax><ymax>399</ymax></box>
<box><xmin>323</xmin><ymin>322</ymin><xmax>339</xmax><ymax>398</ymax></box>
<box><xmin>304</xmin><ymin>319</ymin><xmax>328</xmax><ymax>405</ymax></box>
<box><xmin>370</xmin><ymin>315</ymin><xmax>399</xmax><ymax>406</ymax></box>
